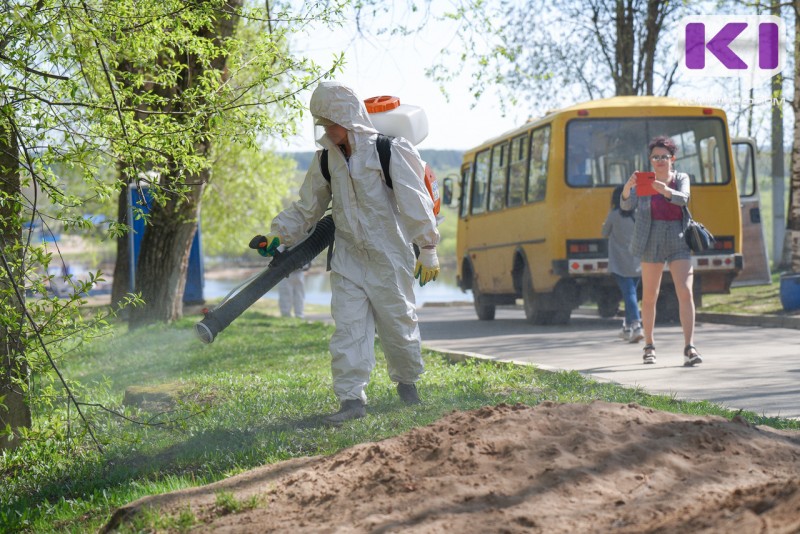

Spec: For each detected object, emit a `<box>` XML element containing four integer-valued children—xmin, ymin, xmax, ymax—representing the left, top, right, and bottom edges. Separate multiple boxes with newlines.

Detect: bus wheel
<box><xmin>550</xmin><ymin>306</ymin><xmax>571</xmax><ymax>325</ymax></box>
<box><xmin>522</xmin><ymin>265</ymin><xmax>549</xmax><ymax>325</ymax></box>
<box><xmin>656</xmin><ymin>284</ymin><xmax>680</xmax><ymax>324</ymax></box>
<box><xmin>472</xmin><ymin>275</ymin><xmax>495</xmax><ymax>321</ymax></box>
<box><xmin>597</xmin><ymin>287</ymin><xmax>621</xmax><ymax>318</ymax></box>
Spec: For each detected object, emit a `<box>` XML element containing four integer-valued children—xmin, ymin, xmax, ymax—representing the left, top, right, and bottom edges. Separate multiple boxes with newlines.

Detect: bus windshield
<box><xmin>565</xmin><ymin>117</ymin><xmax>730</xmax><ymax>188</ymax></box>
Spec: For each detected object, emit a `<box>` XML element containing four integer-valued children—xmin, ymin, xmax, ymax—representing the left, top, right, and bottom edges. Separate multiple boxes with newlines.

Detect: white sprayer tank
<box><xmin>364</xmin><ymin>96</ymin><xmax>429</xmax><ymax>145</ymax></box>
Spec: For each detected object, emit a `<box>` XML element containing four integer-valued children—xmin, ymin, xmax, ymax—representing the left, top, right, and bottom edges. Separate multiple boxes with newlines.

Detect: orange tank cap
<box><xmin>364</xmin><ymin>95</ymin><xmax>400</xmax><ymax>113</ymax></box>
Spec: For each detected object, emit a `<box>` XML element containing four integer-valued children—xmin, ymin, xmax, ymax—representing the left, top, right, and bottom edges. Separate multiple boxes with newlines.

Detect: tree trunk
<box><xmin>789</xmin><ymin>2</ymin><xmax>800</xmax><ymax>273</ymax></box>
<box><xmin>0</xmin><ymin>114</ymin><xmax>31</xmax><ymax>451</ymax></box>
<box><xmin>772</xmin><ymin>0</ymin><xmax>786</xmax><ymax>270</ymax></box>
<box><xmin>127</xmin><ymin>176</ymin><xmax>204</xmax><ymax>326</ymax></box>
<box><xmin>126</xmin><ymin>1</ymin><xmax>241</xmax><ymax>326</ymax></box>
<box><xmin>771</xmin><ymin>70</ymin><xmax>787</xmax><ymax>269</ymax></box>
<box><xmin>111</xmin><ymin>175</ymin><xmax>132</xmax><ymax>307</ymax></box>
<box><xmin>640</xmin><ymin>0</ymin><xmax>661</xmax><ymax>95</ymax></box>
<box><xmin>614</xmin><ymin>0</ymin><xmax>635</xmax><ymax>95</ymax></box>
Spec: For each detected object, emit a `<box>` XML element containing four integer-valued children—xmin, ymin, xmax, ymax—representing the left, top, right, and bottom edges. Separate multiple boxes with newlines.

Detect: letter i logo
<box><xmin>759</xmin><ymin>22</ymin><xmax>779</xmax><ymax>69</ymax></box>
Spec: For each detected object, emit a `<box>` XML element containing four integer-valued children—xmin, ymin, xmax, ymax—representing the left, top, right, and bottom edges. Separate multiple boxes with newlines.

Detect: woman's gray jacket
<box><xmin>620</xmin><ymin>172</ymin><xmax>690</xmax><ymax>257</ymax></box>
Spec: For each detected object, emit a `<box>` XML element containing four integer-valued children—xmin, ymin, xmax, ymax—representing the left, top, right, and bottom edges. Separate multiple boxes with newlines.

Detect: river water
<box><xmin>204</xmin><ymin>267</ymin><xmax>473</xmax><ymax>307</ymax></box>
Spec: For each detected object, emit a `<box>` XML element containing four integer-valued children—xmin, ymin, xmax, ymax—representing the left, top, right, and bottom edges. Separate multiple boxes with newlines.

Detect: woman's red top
<box><xmin>650</xmin><ymin>178</ymin><xmax>682</xmax><ymax>221</ymax></box>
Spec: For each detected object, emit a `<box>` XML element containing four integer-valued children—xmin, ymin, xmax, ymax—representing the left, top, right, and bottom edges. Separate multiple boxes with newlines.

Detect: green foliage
<box><xmin>1</xmin><ymin>304</ymin><xmax>795</xmax><ymax>532</ymax></box>
<box><xmin>214</xmin><ymin>490</ymin><xmax>261</xmax><ymax>515</ymax></box>
<box><xmin>203</xmin><ymin>142</ymin><xmax>297</xmax><ymax>257</ymax></box>
<box><xmin>0</xmin><ymin>0</ymin><xmax>351</xmax><ymax>446</ymax></box>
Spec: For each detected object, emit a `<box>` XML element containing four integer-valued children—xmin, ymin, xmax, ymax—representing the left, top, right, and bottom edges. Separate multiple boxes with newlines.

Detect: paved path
<box><xmin>413</xmin><ymin>305</ymin><xmax>800</xmax><ymax>420</ymax></box>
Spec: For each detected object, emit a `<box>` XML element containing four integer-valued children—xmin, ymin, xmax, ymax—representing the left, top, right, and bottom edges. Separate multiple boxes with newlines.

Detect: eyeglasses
<box><xmin>650</xmin><ymin>155</ymin><xmax>672</xmax><ymax>162</ymax></box>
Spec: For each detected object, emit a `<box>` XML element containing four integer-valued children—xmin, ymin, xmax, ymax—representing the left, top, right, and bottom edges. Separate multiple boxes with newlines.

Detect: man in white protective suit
<box><xmin>259</xmin><ymin>81</ymin><xmax>440</xmax><ymax>424</ymax></box>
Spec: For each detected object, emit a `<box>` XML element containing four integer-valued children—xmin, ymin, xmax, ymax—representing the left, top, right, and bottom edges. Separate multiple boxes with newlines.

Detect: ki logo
<box><xmin>677</xmin><ymin>15</ymin><xmax>785</xmax><ymax>84</ymax></box>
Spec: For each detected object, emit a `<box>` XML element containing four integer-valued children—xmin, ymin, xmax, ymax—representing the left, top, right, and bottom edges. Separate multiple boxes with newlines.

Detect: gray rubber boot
<box><xmin>397</xmin><ymin>383</ymin><xmax>421</xmax><ymax>405</ymax></box>
<box><xmin>324</xmin><ymin>399</ymin><xmax>366</xmax><ymax>425</ymax></box>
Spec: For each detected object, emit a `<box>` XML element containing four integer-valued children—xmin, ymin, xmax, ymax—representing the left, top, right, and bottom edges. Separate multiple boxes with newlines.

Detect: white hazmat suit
<box><xmin>278</xmin><ymin>268</ymin><xmax>306</xmax><ymax>319</ymax></box>
<box><xmin>270</xmin><ymin>82</ymin><xmax>440</xmax><ymax>405</ymax></box>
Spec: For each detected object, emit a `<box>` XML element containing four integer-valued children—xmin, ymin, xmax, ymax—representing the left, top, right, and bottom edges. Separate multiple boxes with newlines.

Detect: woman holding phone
<box><xmin>620</xmin><ymin>136</ymin><xmax>702</xmax><ymax>367</ymax></box>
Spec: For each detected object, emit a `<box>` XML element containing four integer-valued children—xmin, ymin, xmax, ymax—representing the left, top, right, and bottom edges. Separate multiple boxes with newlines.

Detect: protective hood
<box><xmin>310</xmin><ymin>81</ymin><xmax>378</xmax><ymax>135</ymax></box>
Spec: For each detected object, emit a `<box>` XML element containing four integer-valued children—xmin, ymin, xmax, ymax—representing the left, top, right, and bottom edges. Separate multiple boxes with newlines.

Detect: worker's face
<box><xmin>324</xmin><ymin>124</ymin><xmax>348</xmax><ymax>145</ymax></box>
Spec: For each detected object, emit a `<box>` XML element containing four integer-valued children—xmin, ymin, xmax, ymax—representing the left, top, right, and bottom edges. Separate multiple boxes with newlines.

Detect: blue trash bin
<box><xmin>779</xmin><ymin>272</ymin><xmax>800</xmax><ymax>312</ymax></box>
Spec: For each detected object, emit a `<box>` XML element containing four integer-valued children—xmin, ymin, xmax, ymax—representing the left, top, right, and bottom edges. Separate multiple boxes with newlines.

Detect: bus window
<box><xmin>698</xmin><ymin>137</ymin><xmax>722</xmax><ymax>183</ymax></box>
<box><xmin>507</xmin><ymin>134</ymin><xmax>528</xmax><ymax>207</ymax></box>
<box><xmin>460</xmin><ymin>165</ymin><xmax>473</xmax><ymax>218</ymax></box>
<box><xmin>566</xmin><ymin>118</ymin><xmax>730</xmax><ymax>187</ymax></box>
<box><xmin>471</xmin><ymin>149</ymin><xmax>491</xmax><ymax>215</ymax></box>
<box><xmin>489</xmin><ymin>142</ymin><xmax>509</xmax><ymax>211</ymax></box>
<box><xmin>673</xmin><ymin>130</ymin><xmax>701</xmax><ymax>179</ymax></box>
<box><xmin>527</xmin><ymin>125</ymin><xmax>550</xmax><ymax>202</ymax></box>
<box><xmin>733</xmin><ymin>142</ymin><xmax>755</xmax><ymax>197</ymax></box>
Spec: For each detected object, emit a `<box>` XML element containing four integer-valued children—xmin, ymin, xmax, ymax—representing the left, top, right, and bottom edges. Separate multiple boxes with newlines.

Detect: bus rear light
<box><xmin>577</xmin><ymin>109</ymin><xmax>589</xmax><ymax>116</ymax></box>
<box><xmin>569</xmin><ymin>243</ymin><xmax>595</xmax><ymax>253</ymax></box>
<box><xmin>703</xmin><ymin>108</ymin><xmax>713</xmax><ymax>115</ymax></box>
<box><xmin>571</xmin><ymin>262</ymin><xmax>580</xmax><ymax>270</ymax></box>
<box><xmin>697</xmin><ymin>258</ymin><xmax>709</xmax><ymax>266</ymax></box>
<box><xmin>567</xmin><ymin>239</ymin><xmax>606</xmax><ymax>257</ymax></box>
<box><xmin>694</xmin><ymin>236</ymin><xmax>734</xmax><ymax>255</ymax></box>
<box><xmin>715</xmin><ymin>240</ymin><xmax>734</xmax><ymax>251</ymax></box>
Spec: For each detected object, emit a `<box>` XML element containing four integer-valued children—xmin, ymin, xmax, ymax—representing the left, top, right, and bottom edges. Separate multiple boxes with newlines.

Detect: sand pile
<box><xmin>105</xmin><ymin>401</ymin><xmax>800</xmax><ymax>533</ymax></box>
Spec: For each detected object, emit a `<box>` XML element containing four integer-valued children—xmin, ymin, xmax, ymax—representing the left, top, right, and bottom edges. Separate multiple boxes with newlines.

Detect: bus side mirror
<box><xmin>443</xmin><ymin>177</ymin><xmax>454</xmax><ymax>206</ymax></box>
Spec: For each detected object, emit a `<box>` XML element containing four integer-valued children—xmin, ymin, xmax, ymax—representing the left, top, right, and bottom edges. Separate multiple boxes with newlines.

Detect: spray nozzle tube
<box><xmin>193</xmin><ymin>215</ymin><xmax>335</xmax><ymax>344</ymax></box>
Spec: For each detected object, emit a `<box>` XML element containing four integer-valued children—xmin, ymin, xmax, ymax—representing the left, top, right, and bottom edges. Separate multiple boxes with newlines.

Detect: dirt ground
<box><xmin>104</xmin><ymin>401</ymin><xmax>800</xmax><ymax>533</ymax></box>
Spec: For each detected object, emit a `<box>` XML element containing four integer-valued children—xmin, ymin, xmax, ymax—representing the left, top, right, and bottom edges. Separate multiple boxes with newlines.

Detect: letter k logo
<box><xmin>685</xmin><ymin>22</ymin><xmax>748</xmax><ymax>69</ymax></box>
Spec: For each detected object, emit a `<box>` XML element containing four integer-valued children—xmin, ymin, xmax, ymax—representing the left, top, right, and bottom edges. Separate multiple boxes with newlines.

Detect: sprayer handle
<box><xmin>249</xmin><ymin>234</ymin><xmax>281</xmax><ymax>257</ymax></box>
<box><xmin>249</xmin><ymin>235</ymin><xmax>267</xmax><ymax>249</ymax></box>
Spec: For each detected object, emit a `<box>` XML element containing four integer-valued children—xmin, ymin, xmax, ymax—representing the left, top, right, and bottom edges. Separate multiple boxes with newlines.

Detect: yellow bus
<box><xmin>446</xmin><ymin>96</ymin><xmax>752</xmax><ymax>324</ymax></box>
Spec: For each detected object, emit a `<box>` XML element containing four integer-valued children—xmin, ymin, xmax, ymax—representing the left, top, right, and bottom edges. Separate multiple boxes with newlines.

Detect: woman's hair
<box><xmin>648</xmin><ymin>135</ymin><xmax>677</xmax><ymax>156</ymax></box>
<box><xmin>611</xmin><ymin>185</ymin><xmax>633</xmax><ymax>218</ymax></box>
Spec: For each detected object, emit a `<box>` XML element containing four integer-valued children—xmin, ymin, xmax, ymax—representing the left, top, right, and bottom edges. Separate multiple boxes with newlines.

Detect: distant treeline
<box><xmin>285</xmin><ymin>150</ymin><xmax>464</xmax><ymax>173</ymax></box>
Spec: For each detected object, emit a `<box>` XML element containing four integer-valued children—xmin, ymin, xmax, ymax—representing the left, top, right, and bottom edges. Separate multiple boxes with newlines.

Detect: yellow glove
<box><xmin>414</xmin><ymin>247</ymin><xmax>440</xmax><ymax>287</ymax></box>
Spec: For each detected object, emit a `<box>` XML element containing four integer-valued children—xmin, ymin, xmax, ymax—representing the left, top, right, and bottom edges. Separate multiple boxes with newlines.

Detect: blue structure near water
<box><xmin>129</xmin><ymin>185</ymin><xmax>204</xmax><ymax>304</ymax></box>
<box><xmin>780</xmin><ymin>272</ymin><xmax>800</xmax><ymax>312</ymax></box>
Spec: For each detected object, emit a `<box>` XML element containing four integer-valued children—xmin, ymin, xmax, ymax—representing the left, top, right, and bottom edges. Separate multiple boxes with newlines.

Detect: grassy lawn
<box><xmin>701</xmin><ymin>272</ymin><xmax>792</xmax><ymax>316</ymax></box>
<box><xmin>1</xmin><ymin>294</ymin><xmax>798</xmax><ymax>533</ymax></box>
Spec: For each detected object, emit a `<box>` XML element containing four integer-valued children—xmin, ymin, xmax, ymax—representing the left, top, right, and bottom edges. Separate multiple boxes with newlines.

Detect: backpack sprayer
<box><xmin>194</xmin><ymin>95</ymin><xmax>432</xmax><ymax>344</ymax></box>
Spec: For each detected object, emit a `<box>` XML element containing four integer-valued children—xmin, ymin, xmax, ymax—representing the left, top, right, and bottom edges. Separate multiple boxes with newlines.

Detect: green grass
<box><xmin>701</xmin><ymin>272</ymin><xmax>791</xmax><ymax>315</ymax></box>
<box><xmin>1</xmin><ymin>300</ymin><xmax>798</xmax><ymax>533</ymax></box>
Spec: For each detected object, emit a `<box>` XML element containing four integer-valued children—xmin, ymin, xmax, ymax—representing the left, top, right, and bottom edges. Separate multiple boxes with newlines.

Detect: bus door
<box><xmin>731</xmin><ymin>138</ymin><xmax>771</xmax><ymax>286</ymax></box>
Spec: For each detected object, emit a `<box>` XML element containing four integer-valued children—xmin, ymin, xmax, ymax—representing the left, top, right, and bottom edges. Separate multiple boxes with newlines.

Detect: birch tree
<box><xmin>789</xmin><ymin>1</ymin><xmax>800</xmax><ymax>272</ymax></box>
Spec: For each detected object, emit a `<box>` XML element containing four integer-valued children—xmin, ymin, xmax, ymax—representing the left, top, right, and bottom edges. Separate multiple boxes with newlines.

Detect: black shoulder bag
<box><xmin>682</xmin><ymin>206</ymin><xmax>715</xmax><ymax>253</ymax></box>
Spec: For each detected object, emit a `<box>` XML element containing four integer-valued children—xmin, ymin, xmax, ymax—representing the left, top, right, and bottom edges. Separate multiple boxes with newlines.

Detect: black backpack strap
<box><xmin>376</xmin><ymin>134</ymin><xmax>393</xmax><ymax>188</ymax></box>
<box><xmin>322</xmin><ymin>139</ymin><xmax>391</xmax><ymax>186</ymax></box>
<box><xmin>318</xmin><ymin>151</ymin><xmax>333</xmax><ymax>269</ymax></box>
<box><xmin>320</xmin><ymin>149</ymin><xmax>331</xmax><ymax>182</ymax></box>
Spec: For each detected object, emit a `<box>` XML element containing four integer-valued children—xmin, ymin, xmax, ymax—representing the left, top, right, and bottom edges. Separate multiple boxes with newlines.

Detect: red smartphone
<box><xmin>635</xmin><ymin>172</ymin><xmax>657</xmax><ymax>196</ymax></box>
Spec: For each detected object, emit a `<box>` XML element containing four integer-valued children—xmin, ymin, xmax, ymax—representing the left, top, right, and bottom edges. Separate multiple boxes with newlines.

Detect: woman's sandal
<box><xmin>642</xmin><ymin>344</ymin><xmax>656</xmax><ymax>364</ymax></box>
<box><xmin>684</xmin><ymin>345</ymin><xmax>703</xmax><ymax>367</ymax></box>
